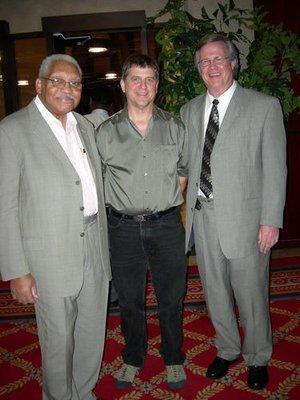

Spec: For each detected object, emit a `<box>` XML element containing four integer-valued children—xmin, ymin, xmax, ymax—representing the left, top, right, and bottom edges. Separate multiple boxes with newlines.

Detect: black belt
<box><xmin>110</xmin><ymin>207</ymin><xmax>177</xmax><ymax>222</ymax></box>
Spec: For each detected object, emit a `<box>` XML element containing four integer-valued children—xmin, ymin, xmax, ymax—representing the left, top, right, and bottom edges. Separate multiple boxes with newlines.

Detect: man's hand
<box><xmin>258</xmin><ymin>225</ymin><xmax>279</xmax><ymax>253</ymax></box>
<box><xmin>179</xmin><ymin>176</ymin><xmax>188</xmax><ymax>193</ymax></box>
<box><xmin>10</xmin><ymin>274</ymin><xmax>38</xmax><ymax>304</ymax></box>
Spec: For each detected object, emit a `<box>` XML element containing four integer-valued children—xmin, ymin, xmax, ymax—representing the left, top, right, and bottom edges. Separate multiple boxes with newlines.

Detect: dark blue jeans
<box><xmin>108</xmin><ymin>207</ymin><xmax>187</xmax><ymax>367</ymax></box>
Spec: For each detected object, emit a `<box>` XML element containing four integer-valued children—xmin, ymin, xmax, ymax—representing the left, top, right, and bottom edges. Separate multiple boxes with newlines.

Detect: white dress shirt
<box><xmin>198</xmin><ymin>80</ymin><xmax>237</xmax><ymax>198</ymax></box>
<box><xmin>35</xmin><ymin>96</ymin><xmax>98</xmax><ymax>216</ymax></box>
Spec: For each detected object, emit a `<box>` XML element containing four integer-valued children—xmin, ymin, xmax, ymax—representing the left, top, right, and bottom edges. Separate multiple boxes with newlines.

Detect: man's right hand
<box><xmin>10</xmin><ymin>274</ymin><xmax>38</xmax><ymax>304</ymax></box>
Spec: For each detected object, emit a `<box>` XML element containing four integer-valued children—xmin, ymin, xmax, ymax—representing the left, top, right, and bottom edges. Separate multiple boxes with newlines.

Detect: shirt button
<box><xmin>80</xmin><ymin>206</ymin><xmax>84</xmax><ymax>211</ymax></box>
<box><xmin>80</xmin><ymin>232</ymin><xmax>85</xmax><ymax>237</ymax></box>
<box><xmin>144</xmin><ymin>172</ymin><xmax>148</xmax><ymax>176</ymax></box>
<box><xmin>75</xmin><ymin>180</ymin><xmax>80</xmax><ymax>185</ymax></box>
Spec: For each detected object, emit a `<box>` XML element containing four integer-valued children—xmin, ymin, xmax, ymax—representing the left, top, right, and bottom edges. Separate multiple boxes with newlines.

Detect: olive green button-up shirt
<box><xmin>96</xmin><ymin>106</ymin><xmax>188</xmax><ymax>214</ymax></box>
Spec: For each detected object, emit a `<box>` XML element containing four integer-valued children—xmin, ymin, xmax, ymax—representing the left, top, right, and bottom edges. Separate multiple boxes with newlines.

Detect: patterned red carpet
<box><xmin>0</xmin><ymin>257</ymin><xmax>300</xmax><ymax>399</ymax></box>
<box><xmin>0</xmin><ymin>301</ymin><xmax>299</xmax><ymax>399</ymax></box>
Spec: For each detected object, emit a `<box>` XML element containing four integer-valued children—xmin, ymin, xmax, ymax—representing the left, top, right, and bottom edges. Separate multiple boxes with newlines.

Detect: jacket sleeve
<box><xmin>260</xmin><ymin>98</ymin><xmax>287</xmax><ymax>228</ymax></box>
<box><xmin>0</xmin><ymin>127</ymin><xmax>30</xmax><ymax>281</ymax></box>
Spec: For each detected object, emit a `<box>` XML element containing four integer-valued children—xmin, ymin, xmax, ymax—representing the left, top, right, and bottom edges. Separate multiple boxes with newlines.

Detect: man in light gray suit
<box><xmin>181</xmin><ymin>34</ymin><xmax>286</xmax><ymax>390</ymax></box>
<box><xmin>0</xmin><ymin>54</ymin><xmax>111</xmax><ymax>400</ymax></box>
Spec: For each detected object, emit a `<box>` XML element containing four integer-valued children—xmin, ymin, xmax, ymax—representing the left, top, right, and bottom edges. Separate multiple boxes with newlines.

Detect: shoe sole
<box><xmin>115</xmin><ymin>379</ymin><xmax>133</xmax><ymax>389</ymax></box>
<box><xmin>168</xmin><ymin>380</ymin><xmax>186</xmax><ymax>390</ymax></box>
<box><xmin>248</xmin><ymin>384</ymin><xmax>268</xmax><ymax>391</ymax></box>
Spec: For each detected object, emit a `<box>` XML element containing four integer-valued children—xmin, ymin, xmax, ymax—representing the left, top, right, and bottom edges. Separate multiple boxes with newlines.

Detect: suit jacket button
<box><xmin>80</xmin><ymin>206</ymin><xmax>84</xmax><ymax>211</ymax></box>
<box><xmin>80</xmin><ymin>232</ymin><xmax>84</xmax><ymax>237</ymax></box>
<box><xmin>75</xmin><ymin>180</ymin><xmax>80</xmax><ymax>185</ymax></box>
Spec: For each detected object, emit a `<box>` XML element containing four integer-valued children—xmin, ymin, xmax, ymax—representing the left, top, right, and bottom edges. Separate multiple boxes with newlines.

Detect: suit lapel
<box><xmin>214</xmin><ymin>84</ymin><xmax>245</xmax><ymax>150</ymax></box>
<box><xmin>191</xmin><ymin>95</ymin><xmax>206</xmax><ymax>156</ymax></box>
<box><xmin>76</xmin><ymin>119</ymin><xmax>99</xmax><ymax>184</ymax></box>
<box><xmin>190</xmin><ymin>96</ymin><xmax>206</xmax><ymax>179</ymax></box>
<box><xmin>28</xmin><ymin>101</ymin><xmax>78</xmax><ymax>173</ymax></box>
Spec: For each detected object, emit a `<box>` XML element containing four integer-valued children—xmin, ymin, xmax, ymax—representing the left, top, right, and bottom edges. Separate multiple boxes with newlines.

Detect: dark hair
<box><xmin>195</xmin><ymin>33</ymin><xmax>239</xmax><ymax>79</ymax></box>
<box><xmin>121</xmin><ymin>54</ymin><xmax>159</xmax><ymax>81</ymax></box>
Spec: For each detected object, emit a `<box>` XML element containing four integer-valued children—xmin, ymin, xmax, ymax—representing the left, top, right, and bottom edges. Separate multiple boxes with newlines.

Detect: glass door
<box><xmin>42</xmin><ymin>11</ymin><xmax>157</xmax><ymax>115</ymax></box>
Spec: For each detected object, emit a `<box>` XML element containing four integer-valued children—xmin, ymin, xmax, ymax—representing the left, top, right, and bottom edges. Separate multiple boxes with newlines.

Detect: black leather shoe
<box><xmin>206</xmin><ymin>356</ymin><xmax>237</xmax><ymax>379</ymax></box>
<box><xmin>247</xmin><ymin>366</ymin><xmax>268</xmax><ymax>390</ymax></box>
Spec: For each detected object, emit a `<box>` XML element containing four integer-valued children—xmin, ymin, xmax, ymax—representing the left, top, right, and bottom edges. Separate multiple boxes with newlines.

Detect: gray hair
<box><xmin>195</xmin><ymin>33</ymin><xmax>239</xmax><ymax>79</ymax></box>
<box><xmin>38</xmin><ymin>54</ymin><xmax>82</xmax><ymax>78</ymax></box>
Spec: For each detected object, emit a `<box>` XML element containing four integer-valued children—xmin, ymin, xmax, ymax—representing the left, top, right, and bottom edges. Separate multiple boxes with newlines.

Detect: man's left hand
<box><xmin>258</xmin><ymin>225</ymin><xmax>279</xmax><ymax>253</ymax></box>
<box><xmin>179</xmin><ymin>176</ymin><xmax>188</xmax><ymax>193</ymax></box>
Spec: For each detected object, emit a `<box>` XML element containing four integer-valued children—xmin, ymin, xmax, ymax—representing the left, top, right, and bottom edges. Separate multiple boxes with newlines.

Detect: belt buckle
<box><xmin>135</xmin><ymin>214</ymin><xmax>146</xmax><ymax>222</ymax></box>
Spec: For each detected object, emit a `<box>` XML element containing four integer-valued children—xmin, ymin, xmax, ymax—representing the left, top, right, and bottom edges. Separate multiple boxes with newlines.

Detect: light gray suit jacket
<box><xmin>0</xmin><ymin>100</ymin><xmax>111</xmax><ymax>296</ymax></box>
<box><xmin>181</xmin><ymin>84</ymin><xmax>287</xmax><ymax>258</ymax></box>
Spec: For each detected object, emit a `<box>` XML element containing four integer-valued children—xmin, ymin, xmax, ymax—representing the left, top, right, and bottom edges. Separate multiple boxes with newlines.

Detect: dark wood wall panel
<box><xmin>281</xmin><ymin>133</ymin><xmax>300</xmax><ymax>246</ymax></box>
<box><xmin>253</xmin><ymin>0</ymin><xmax>300</xmax><ymax>247</ymax></box>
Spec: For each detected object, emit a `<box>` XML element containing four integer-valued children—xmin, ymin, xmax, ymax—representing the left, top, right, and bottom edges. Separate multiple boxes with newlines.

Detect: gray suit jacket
<box><xmin>0</xmin><ymin>100</ymin><xmax>111</xmax><ymax>296</ymax></box>
<box><xmin>181</xmin><ymin>84</ymin><xmax>287</xmax><ymax>258</ymax></box>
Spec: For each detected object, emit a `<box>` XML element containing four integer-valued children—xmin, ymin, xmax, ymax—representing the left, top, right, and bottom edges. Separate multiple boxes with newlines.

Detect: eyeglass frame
<box><xmin>41</xmin><ymin>77</ymin><xmax>82</xmax><ymax>90</ymax></box>
<box><xmin>197</xmin><ymin>56</ymin><xmax>230</xmax><ymax>69</ymax></box>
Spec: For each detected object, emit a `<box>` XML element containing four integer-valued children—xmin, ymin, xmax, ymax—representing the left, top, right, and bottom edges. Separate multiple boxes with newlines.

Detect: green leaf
<box><xmin>212</xmin><ymin>9</ymin><xmax>219</xmax><ymax>18</ymax></box>
<box><xmin>149</xmin><ymin>0</ymin><xmax>299</xmax><ymax>118</ymax></box>
<box><xmin>229</xmin><ymin>0</ymin><xmax>236</xmax><ymax>11</ymax></box>
<box><xmin>201</xmin><ymin>6</ymin><xmax>210</xmax><ymax>20</ymax></box>
<box><xmin>218</xmin><ymin>3</ymin><xmax>228</xmax><ymax>21</ymax></box>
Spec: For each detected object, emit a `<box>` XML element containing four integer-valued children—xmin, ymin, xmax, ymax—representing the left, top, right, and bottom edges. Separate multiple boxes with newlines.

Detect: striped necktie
<box><xmin>199</xmin><ymin>99</ymin><xmax>219</xmax><ymax>198</ymax></box>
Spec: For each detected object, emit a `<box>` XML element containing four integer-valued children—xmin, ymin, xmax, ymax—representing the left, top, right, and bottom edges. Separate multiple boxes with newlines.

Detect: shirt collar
<box><xmin>118</xmin><ymin>104</ymin><xmax>167</xmax><ymax>123</ymax></box>
<box><xmin>207</xmin><ymin>80</ymin><xmax>237</xmax><ymax>105</ymax></box>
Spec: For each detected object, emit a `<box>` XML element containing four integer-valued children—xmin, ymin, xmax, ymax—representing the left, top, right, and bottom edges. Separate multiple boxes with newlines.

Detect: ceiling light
<box><xmin>105</xmin><ymin>73</ymin><xmax>117</xmax><ymax>80</ymax></box>
<box><xmin>88</xmin><ymin>47</ymin><xmax>107</xmax><ymax>53</ymax></box>
<box><xmin>18</xmin><ymin>80</ymin><xmax>29</xmax><ymax>86</ymax></box>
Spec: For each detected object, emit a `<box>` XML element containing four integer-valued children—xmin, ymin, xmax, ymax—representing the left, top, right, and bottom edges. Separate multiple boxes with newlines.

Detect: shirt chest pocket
<box><xmin>156</xmin><ymin>144</ymin><xmax>178</xmax><ymax>176</ymax></box>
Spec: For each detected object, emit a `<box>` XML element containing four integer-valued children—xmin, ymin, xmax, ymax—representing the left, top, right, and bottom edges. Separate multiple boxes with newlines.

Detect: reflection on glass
<box><xmin>15</xmin><ymin>37</ymin><xmax>47</xmax><ymax>108</ymax></box>
<box><xmin>60</xmin><ymin>29</ymin><xmax>158</xmax><ymax>114</ymax></box>
<box><xmin>0</xmin><ymin>51</ymin><xmax>4</xmax><ymax>120</ymax></box>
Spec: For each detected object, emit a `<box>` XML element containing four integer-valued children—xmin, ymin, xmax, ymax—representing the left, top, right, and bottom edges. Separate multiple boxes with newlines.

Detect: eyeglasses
<box><xmin>198</xmin><ymin>57</ymin><xmax>229</xmax><ymax>68</ymax></box>
<box><xmin>41</xmin><ymin>77</ymin><xmax>82</xmax><ymax>90</ymax></box>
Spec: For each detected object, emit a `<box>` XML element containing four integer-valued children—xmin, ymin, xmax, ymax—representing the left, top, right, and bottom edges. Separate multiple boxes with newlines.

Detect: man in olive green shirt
<box><xmin>97</xmin><ymin>54</ymin><xmax>188</xmax><ymax>390</ymax></box>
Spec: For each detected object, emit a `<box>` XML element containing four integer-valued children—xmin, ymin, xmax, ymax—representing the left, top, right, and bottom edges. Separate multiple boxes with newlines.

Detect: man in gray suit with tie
<box><xmin>181</xmin><ymin>34</ymin><xmax>287</xmax><ymax>390</ymax></box>
<box><xmin>0</xmin><ymin>54</ymin><xmax>111</xmax><ymax>400</ymax></box>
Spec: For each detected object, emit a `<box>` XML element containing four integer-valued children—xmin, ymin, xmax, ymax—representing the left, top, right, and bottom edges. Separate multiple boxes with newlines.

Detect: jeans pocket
<box><xmin>159</xmin><ymin>210</ymin><xmax>184</xmax><ymax>230</ymax></box>
<box><xmin>108</xmin><ymin>214</ymin><xmax>123</xmax><ymax>229</ymax></box>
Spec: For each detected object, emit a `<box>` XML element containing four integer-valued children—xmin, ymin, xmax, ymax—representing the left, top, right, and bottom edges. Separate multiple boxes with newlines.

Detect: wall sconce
<box><xmin>105</xmin><ymin>73</ymin><xmax>117</xmax><ymax>80</ymax></box>
<box><xmin>89</xmin><ymin>47</ymin><xmax>108</xmax><ymax>53</ymax></box>
<box><xmin>18</xmin><ymin>80</ymin><xmax>29</xmax><ymax>86</ymax></box>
